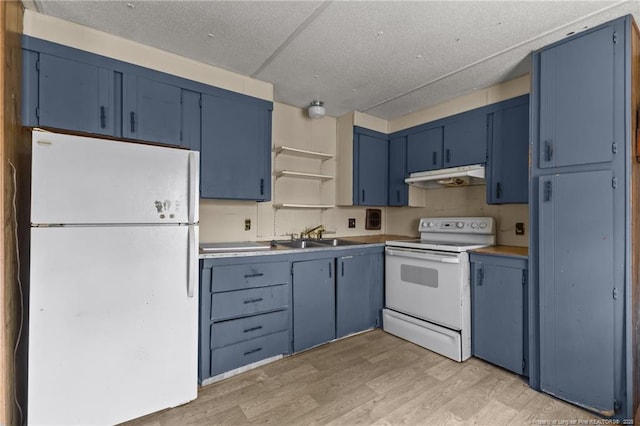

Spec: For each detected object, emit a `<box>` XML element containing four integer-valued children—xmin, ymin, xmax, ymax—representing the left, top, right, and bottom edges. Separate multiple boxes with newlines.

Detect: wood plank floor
<box><xmin>124</xmin><ymin>330</ymin><xmax>599</xmax><ymax>425</ymax></box>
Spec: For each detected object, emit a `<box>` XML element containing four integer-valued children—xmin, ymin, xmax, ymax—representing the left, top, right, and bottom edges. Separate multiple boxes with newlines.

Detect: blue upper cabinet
<box><xmin>443</xmin><ymin>110</ymin><xmax>487</xmax><ymax>167</ymax></box>
<box><xmin>407</xmin><ymin>126</ymin><xmax>443</xmax><ymax>172</ymax></box>
<box><xmin>200</xmin><ymin>93</ymin><xmax>272</xmax><ymax>201</ymax></box>
<box><xmin>388</xmin><ymin>136</ymin><xmax>407</xmax><ymax>206</ymax></box>
<box><xmin>123</xmin><ymin>74</ymin><xmax>183</xmax><ymax>147</ymax></box>
<box><xmin>539</xmin><ymin>25</ymin><xmax>615</xmax><ymax>168</ymax></box>
<box><xmin>24</xmin><ymin>52</ymin><xmax>116</xmax><ymax>137</ymax></box>
<box><xmin>353</xmin><ymin>127</ymin><xmax>388</xmax><ymax>206</ymax></box>
<box><xmin>486</xmin><ymin>95</ymin><xmax>529</xmax><ymax>204</ymax></box>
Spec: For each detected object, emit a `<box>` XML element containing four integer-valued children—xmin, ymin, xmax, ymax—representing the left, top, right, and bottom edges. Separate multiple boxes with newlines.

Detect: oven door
<box><xmin>385</xmin><ymin>246</ymin><xmax>465</xmax><ymax>330</ymax></box>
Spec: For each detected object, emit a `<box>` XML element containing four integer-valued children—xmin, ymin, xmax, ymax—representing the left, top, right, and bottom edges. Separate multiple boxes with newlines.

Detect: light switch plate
<box><xmin>245</xmin><ymin>219</ymin><xmax>251</xmax><ymax>231</ymax></box>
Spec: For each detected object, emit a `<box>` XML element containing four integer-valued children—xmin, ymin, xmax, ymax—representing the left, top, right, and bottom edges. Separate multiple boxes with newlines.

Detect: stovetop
<box><xmin>385</xmin><ymin>239</ymin><xmax>492</xmax><ymax>253</ymax></box>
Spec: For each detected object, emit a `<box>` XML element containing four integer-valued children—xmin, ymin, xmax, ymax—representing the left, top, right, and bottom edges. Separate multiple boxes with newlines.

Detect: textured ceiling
<box><xmin>24</xmin><ymin>0</ymin><xmax>640</xmax><ymax>119</ymax></box>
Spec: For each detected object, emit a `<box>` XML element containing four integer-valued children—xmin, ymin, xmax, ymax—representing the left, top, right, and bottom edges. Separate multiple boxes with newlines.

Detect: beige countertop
<box><xmin>471</xmin><ymin>245</ymin><xmax>528</xmax><ymax>259</ymax></box>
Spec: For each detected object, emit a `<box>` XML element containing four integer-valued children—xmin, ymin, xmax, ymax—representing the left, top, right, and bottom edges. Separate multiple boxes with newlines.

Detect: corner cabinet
<box><xmin>353</xmin><ymin>127</ymin><xmax>388</xmax><ymax>206</ymax></box>
<box><xmin>200</xmin><ymin>93</ymin><xmax>272</xmax><ymax>201</ymax></box>
<box><xmin>530</xmin><ymin>16</ymin><xmax>635</xmax><ymax>419</ymax></box>
<box><xmin>470</xmin><ymin>253</ymin><xmax>528</xmax><ymax>376</ymax></box>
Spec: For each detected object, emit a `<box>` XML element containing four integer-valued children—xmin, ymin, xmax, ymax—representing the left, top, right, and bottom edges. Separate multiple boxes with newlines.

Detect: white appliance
<box><xmin>404</xmin><ymin>164</ymin><xmax>485</xmax><ymax>189</ymax></box>
<box><xmin>384</xmin><ymin>217</ymin><xmax>495</xmax><ymax>362</ymax></box>
<box><xmin>28</xmin><ymin>130</ymin><xmax>199</xmax><ymax>425</ymax></box>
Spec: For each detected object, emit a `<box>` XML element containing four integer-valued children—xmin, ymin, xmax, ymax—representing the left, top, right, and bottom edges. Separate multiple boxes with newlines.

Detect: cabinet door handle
<box><xmin>496</xmin><ymin>182</ymin><xmax>502</xmax><ymax>199</ymax></box>
<box><xmin>362</xmin><ymin>189</ymin><xmax>365</xmax><ymax>203</ymax></box>
<box><xmin>243</xmin><ymin>347</ymin><xmax>262</xmax><ymax>356</ymax></box>
<box><xmin>432</xmin><ymin>151</ymin><xmax>437</xmax><ymax>165</ymax></box>
<box><xmin>544</xmin><ymin>141</ymin><xmax>553</xmax><ymax>162</ymax></box>
<box><xmin>100</xmin><ymin>106</ymin><xmax>106</xmax><ymax>129</ymax></box>
<box><xmin>329</xmin><ymin>262</ymin><xmax>332</xmax><ymax>278</ymax></box>
<box><xmin>544</xmin><ymin>180</ymin><xmax>553</xmax><ymax>202</ymax></box>
<box><xmin>396</xmin><ymin>190</ymin><xmax>400</xmax><ymax>203</ymax></box>
<box><xmin>341</xmin><ymin>261</ymin><xmax>344</xmax><ymax>277</ymax></box>
<box><xmin>445</xmin><ymin>149</ymin><xmax>451</xmax><ymax>164</ymax></box>
<box><xmin>243</xmin><ymin>326</ymin><xmax>263</xmax><ymax>333</ymax></box>
<box><xmin>130</xmin><ymin>111</ymin><xmax>136</xmax><ymax>133</ymax></box>
<box><xmin>260</xmin><ymin>178</ymin><xmax>265</xmax><ymax>195</ymax></box>
<box><xmin>477</xmin><ymin>268</ymin><xmax>484</xmax><ymax>286</ymax></box>
<box><xmin>244</xmin><ymin>273</ymin><xmax>264</xmax><ymax>279</ymax></box>
<box><xmin>243</xmin><ymin>297</ymin><xmax>263</xmax><ymax>304</ymax></box>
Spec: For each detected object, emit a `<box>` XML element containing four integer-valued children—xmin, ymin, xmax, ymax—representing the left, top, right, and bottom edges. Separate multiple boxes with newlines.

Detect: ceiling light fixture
<box><xmin>308</xmin><ymin>100</ymin><xmax>325</xmax><ymax>119</ymax></box>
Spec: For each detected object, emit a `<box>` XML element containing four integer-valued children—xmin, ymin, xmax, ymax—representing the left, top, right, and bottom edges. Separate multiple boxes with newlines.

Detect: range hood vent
<box><xmin>405</xmin><ymin>164</ymin><xmax>485</xmax><ymax>189</ymax></box>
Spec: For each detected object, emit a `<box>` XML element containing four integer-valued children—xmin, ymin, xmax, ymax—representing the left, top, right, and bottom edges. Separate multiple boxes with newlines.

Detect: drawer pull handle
<box><xmin>244</xmin><ymin>326</ymin><xmax>263</xmax><ymax>333</ymax></box>
<box><xmin>243</xmin><ymin>347</ymin><xmax>262</xmax><ymax>356</ymax></box>
<box><xmin>244</xmin><ymin>273</ymin><xmax>264</xmax><ymax>278</ymax></box>
<box><xmin>243</xmin><ymin>297</ymin><xmax>263</xmax><ymax>304</ymax></box>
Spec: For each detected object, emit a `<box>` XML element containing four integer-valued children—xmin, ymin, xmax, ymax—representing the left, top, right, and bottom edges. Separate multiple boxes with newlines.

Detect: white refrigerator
<box><xmin>28</xmin><ymin>130</ymin><xmax>199</xmax><ymax>425</ymax></box>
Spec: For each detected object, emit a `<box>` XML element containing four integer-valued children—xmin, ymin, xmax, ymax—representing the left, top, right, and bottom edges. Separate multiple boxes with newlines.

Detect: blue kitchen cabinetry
<box><xmin>353</xmin><ymin>127</ymin><xmax>388</xmax><ymax>206</ymax></box>
<box><xmin>122</xmin><ymin>74</ymin><xmax>183</xmax><ymax>147</ymax></box>
<box><xmin>200</xmin><ymin>93</ymin><xmax>272</xmax><ymax>201</ymax></box>
<box><xmin>199</xmin><ymin>258</ymin><xmax>292</xmax><ymax>383</ymax></box>
<box><xmin>388</xmin><ymin>136</ymin><xmax>408</xmax><ymax>206</ymax></box>
<box><xmin>336</xmin><ymin>252</ymin><xmax>384</xmax><ymax>338</ymax></box>
<box><xmin>407</xmin><ymin>127</ymin><xmax>443</xmax><ymax>173</ymax></box>
<box><xmin>530</xmin><ymin>16</ymin><xmax>632</xmax><ymax>418</ymax></box>
<box><xmin>292</xmin><ymin>258</ymin><xmax>336</xmax><ymax>352</ymax></box>
<box><xmin>443</xmin><ymin>110</ymin><xmax>487</xmax><ymax>168</ymax></box>
<box><xmin>470</xmin><ymin>253</ymin><xmax>528</xmax><ymax>376</ymax></box>
<box><xmin>22</xmin><ymin>51</ymin><xmax>117</xmax><ymax>137</ymax></box>
<box><xmin>486</xmin><ymin>95</ymin><xmax>529</xmax><ymax>204</ymax></box>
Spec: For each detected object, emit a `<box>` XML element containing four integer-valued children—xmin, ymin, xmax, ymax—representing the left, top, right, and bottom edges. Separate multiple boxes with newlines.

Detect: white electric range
<box><xmin>383</xmin><ymin>217</ymin><xmax>496</xmax><ymax>362</ymax></box>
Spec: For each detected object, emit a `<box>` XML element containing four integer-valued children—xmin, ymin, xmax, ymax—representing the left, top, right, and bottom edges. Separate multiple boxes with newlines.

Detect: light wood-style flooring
<box><xmin>124</xmin><ymin>329</ymin><xmax>598</xmax><ymax>425</ymax></box>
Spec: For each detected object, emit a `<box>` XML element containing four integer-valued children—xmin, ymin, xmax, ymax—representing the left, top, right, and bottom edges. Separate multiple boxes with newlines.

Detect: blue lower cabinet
<box><xmin>336</xmin><ymin>253</ymin><xmax>383</xmax><ymax>338</ymax></box>
<box><xmin>292</xmin><ymin>259</ymin><xmax>336</xmax><ymax>352</ymax></box>
<box><xmin>471</xmin><ymin>253</ymin><xmax>528</xmax><ymax>376</ymax></box>
<box><xmin>199</xmin><ymin>259</ymin><xmax>291</xmax><ymax>382</ymax></box>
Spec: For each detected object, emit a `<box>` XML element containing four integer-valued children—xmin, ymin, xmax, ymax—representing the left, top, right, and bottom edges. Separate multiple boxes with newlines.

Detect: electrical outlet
<box><xmin>348</xmin><ymin>218</ymin><xmax>356</xmax><ymax>228</ymax></box>
<box><xmin>515</xmin><ymin>222</ymin><xmax>525</xmax><ymax>235</ymax></box>
<box><xmin>245</xmin><ymin>218</ymin><xmax>251</xmax><ymax>231</ymax></box>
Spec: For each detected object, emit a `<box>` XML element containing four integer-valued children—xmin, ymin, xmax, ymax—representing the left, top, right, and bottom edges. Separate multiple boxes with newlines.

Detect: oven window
<box><xmin>400</xmin><ymin>264</ymin><xmax>438</xmax><ymax>288</ymax></box>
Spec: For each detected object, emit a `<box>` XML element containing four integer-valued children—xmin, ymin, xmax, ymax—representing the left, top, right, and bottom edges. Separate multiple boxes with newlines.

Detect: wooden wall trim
<box><xmin>0</xmin><ymin>1</ymin><xmax>23</xmax><ymax>425</ymax></box>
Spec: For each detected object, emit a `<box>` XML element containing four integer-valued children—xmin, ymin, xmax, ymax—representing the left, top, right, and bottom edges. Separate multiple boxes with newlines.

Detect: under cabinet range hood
<box><xmin>405</xmin><ymin>164</ymin><xmax>485</xmax><ymax>189</ymax></box>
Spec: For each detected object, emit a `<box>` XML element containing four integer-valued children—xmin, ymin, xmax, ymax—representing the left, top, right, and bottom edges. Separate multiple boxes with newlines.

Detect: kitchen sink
<box><xmin>315</xmin><ymin>238</ymin><xmax>361</xmax><ymax>247</ymax></box>
<box><xmin>275</xmin><ymin>239</ymin><xmax>326</xmax><ymax>249</ymax></box>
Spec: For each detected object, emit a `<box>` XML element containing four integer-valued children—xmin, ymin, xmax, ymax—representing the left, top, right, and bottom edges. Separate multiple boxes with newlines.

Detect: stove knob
<box><xmin>456</xmin><ymin>222</ymin><xmax>464</xmax><ymax>229</ymax></box>
<box><xmin>471</xmin><ymin>222</ymin><xmax>478</xmax><ymax>229</ymax></box>
<box><xmin>479</xmin><ymin>222</ymin><xmax>487</xmax><ymax>229</ymax></box>
<box><xmin>427</xmin><ymin>222</ymin><xmax>434</xmax><ymax>228</ymax></box>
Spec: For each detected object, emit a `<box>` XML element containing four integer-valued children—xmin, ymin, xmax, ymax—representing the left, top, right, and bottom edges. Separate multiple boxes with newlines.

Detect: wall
<box><xmin>1</xmin><ymin>2</ymin><xmax>24</xmax><ymax>425</ymax></box>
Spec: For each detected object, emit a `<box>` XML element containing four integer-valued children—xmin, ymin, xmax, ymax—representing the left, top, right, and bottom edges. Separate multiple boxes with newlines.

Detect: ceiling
<box><xmin>22</xmin><ymin>0</ymin><xmax>640</xmax><ymax>119</ymax></box>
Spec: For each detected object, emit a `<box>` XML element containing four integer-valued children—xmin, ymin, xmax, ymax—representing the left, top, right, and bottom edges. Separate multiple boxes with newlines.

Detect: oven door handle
<box><xmin>385</xmin><ymin>248</ymin><xmax>460</xmax><ymax>264</ymax></box>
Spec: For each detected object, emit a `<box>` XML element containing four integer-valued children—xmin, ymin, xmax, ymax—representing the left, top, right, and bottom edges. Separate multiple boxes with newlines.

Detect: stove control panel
<box><xmin>419</xmin><ymin>217</ymin><xmax>494</xmax><ymax>234</ymax></box>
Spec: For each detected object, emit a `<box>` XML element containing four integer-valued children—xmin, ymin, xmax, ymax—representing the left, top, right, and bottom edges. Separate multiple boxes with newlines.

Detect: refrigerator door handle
<box><xmin>188</xmin><ymin>151</ymin><xmax>199</xmax><ymax>224</ymax></box>
<box><xmin>187</xmin><ymin>225</ymin><xmax>196</xmax><ymax>298</ymax></box>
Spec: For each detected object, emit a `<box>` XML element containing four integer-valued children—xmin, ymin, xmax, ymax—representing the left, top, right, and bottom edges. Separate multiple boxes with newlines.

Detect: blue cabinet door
<box><xmin>293</xmin><ymin>259</ymin><xmax>336</xmax><ymax>352</ymax></box>
<box><xmin>539</xmin><ymin>26</ymin><xmax>615</xmax><ymax>168</ymax></box>
<box><xmin>123</xmin><ymin>74</ymin><xmax>182</xmax><ymax>146</ymax></box>
<box><xmin>180</xmin><ymin>89</ymin><xmax>201</xmax><ymax>151</ymax></box>
<box><xmin>388</xmin><ymin>136</ymin><xmax>407</xmax><ymax>206</ymax></box>
<box><xmin>37</xmin><ymin>53</ymin><xmax>115</xmax><ymax>136</ymax></box>
<box><xmin>538</xmin><ymin>170</ymin><xmax>615</xmax><ymax>413</ymax></box>
<box><xmin>443</xmin><ymin>111</ymin><xmax>487</xmax><ymax>167</ymax></box>
<box><xmin>407</xmin><ymin>126</ymin><xmax>443</xmax><ymax>173</ymax></box>
<box><xmin>200</xmin><ymin>93</ymin><xmax>272</xmax><ymax>201</ymax></box>
<box><xmin>354</xmin><ymin>128</ymin><xmax>388</xmax><ymax>206</ymax></box>
<box><xmin>471</xmin><ymin>255</ymin><xmax>526</xmax><ymax>375</ymax></box>
<box><xmin>487</xmin><ymin>97</ymin><xmax>529</xmax><ymax>204</ymax></box>
<box><xmin>336</xmin><ymin>254</ymin><xmax>376</xmax><ymax>338</ymax></box>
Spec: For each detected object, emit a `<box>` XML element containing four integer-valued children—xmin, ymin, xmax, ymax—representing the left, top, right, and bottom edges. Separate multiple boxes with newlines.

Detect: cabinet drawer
<box><xmin>211</xmin><ymin>284</ymin><xmax>289</xmax><ymax>321</ymax></box>
<box><xmin>211</xmin><ymin>309</ymin><xmax>289</xmax><ymax>349</ymax></box>
<box><xmin>211</xmin><ymin>330</ymin><xmax>289</xmax><ymax>376</ymax></box>
<box><xmin>210</xmin><ymin>261</ymin><xmax>290</xmax><ymax>293</ymax></box>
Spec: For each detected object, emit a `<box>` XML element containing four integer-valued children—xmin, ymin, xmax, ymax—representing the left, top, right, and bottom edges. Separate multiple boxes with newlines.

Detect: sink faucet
<box><xmin>301</xmin><ymin>224</ymin><xmax>325</xmax><ymax>240</ymax></box>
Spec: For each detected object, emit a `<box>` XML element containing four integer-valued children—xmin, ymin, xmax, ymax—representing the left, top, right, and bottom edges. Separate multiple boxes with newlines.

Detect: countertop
<box><xmin>199</xmin><ymin>234</ymin><xmax>415</xmax><ymax>259</ymax></box>
<box><xmin>470</xmin><ymin>245</ymin><xmax>528</xmax><ymax>259</ymax></box>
